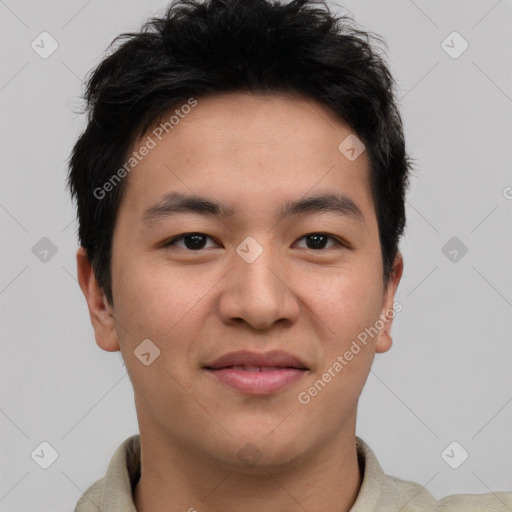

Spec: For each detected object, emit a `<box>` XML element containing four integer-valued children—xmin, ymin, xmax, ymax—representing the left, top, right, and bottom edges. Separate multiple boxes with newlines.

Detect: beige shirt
<box><xmin>75</xmin><ymin>435</ymin><xmax>511</xmax><ymax>511</ymax></box>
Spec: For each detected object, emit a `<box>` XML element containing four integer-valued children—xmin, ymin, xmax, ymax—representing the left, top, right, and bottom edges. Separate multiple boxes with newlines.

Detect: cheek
<box><xmin>303</xmin><ymin>263</ymin><xmax>383</xmax><ymax>339</ymax></box>
<box><xmin>297</xmin><ymin>275</ymin><xmax>381</xmax><ymax>422</ymax></box>
<box><xmin>112</xmin><ymin>258</ymin><xmax>215</xmax><ymax>363</ymax></box>
<box><xmin>341</xmin><ymin>279</ymin><xmax>383</xmax><ymax>336</ymax></box>
<box><xmin>114</xmin><ymin>255</ymin><xmax>182</xmax><ymax>329</ymax></box>
<box><xmin>113</xmin><ymin>264</ymin><xmax>205</xmax><ymax>410</ymax></box>
<box><xmin>302</xmin><ymin>266</ymin><xmax>383</xmax><ymax>397</ymax></box>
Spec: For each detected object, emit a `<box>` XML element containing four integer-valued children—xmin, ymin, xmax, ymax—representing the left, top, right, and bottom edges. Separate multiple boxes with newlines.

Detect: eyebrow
<box><xmin>141</xmin><ymin>191</ymin><xmax>364</xmax><ymax>224</ymax></box>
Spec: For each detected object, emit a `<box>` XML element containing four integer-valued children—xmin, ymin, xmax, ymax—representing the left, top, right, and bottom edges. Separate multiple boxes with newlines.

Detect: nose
<box><xmin>217</xmin><ymin>242</ymin><xmax>300</xmax><ymax>330</ymax></box>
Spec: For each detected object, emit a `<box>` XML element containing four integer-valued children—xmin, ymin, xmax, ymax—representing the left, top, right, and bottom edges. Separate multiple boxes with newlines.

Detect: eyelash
<box><xmin>163</xmin><ymin>232</ymin><xmax>346</xmax><ymax>251</ymax></box>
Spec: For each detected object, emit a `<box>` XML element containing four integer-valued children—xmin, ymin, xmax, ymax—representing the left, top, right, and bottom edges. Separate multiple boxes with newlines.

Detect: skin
<box><xmin>77</xmin><ymin>91</ymin><xmax>403</xmax><ymax>512</ymax></box>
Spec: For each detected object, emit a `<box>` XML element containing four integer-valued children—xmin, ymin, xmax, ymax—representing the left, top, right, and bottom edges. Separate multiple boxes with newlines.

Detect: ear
<box><xmin>375</xmin><ymin>253</ymin><xmax>404</xmax><ymax>354</ymax></box>
<box><xmin>76</xmin><ymin>247</ymin><xmax>120</xmax><ymax>352</ymax></box>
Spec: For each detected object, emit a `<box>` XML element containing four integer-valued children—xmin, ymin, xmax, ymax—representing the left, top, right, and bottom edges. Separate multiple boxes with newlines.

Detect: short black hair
<box><xmin>67</xmin><ymin>0</ymin><xmax>412</xmax><ymax>306</ymax></box>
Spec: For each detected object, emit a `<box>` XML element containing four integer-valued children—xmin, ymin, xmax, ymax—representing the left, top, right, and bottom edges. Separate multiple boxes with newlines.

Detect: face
<box><xmin>79</xmin><ymin>91</ymin><xmax>402</xmax><ymax>469</ymax></box>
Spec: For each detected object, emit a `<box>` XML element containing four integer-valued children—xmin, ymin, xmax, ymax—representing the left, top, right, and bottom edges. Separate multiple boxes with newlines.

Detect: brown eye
<box><xmin>295</xmin><ymin>233</ymin><xmax>342</xmax><ymax>250</ymax></box>
<box><xmin>164</xmin><ymin>233</ymin><xmax>218</xmax><ymax>250</ymax></box>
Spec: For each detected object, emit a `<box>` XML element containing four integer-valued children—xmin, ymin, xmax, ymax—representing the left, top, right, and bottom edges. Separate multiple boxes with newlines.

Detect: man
<box><xmin>68</xmin><ymin>0</ymin><xmax>511</xmax><ymax>510</ymax></box>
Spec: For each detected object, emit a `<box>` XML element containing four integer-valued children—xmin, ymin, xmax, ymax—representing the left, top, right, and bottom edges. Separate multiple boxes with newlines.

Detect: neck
<box><xmin>133</xmin><ymin>422</ymin><xmax>362</xmax><ymax>512</ymax></box>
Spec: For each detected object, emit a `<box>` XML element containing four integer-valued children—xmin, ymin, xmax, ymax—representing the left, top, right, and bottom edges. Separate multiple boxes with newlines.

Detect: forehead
<box><xmin>117</xmin><ymin>91</ymin><xmax>372</xmax><ymax>221</ymax></box>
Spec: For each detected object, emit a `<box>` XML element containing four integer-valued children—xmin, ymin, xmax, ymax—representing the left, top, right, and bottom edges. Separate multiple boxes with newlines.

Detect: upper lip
<box><xmin>204</xmin><ymin>350</ymin><xmax>308</xmax><ymax>370</ymax></box>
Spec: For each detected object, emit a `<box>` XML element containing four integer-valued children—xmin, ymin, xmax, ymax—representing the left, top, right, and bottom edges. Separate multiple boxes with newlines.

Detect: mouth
<box><xmin>211</xmin><ymin>365</ymin><xmax>302</xmax><ymax>372</ymax></box>
<box><xmin>204</xmin><ymin>350</ymin><xmax>309</xmax><ymax>395</ymax></box>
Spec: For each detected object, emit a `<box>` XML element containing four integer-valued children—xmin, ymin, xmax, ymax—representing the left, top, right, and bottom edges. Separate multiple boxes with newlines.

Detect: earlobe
<box><xmin>76</xmin><ymin>247</ymin><xmax>120</xmax><ymax>352</ymax></box>
<box><xmin>375</xmin><ymin>253</ymin><xmax>404</xmax><ymax>354</ymax></box>
<box><xmin>375</xmin><ymin>331</ymin><xmax>392</xmax><ymax>353</ymax></box>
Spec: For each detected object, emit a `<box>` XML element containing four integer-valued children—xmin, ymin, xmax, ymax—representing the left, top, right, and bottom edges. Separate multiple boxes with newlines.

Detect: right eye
<box><xmin>162</xmin><ymin>233</ymin><xmax>221</xmax><ymax>251</ymax></box>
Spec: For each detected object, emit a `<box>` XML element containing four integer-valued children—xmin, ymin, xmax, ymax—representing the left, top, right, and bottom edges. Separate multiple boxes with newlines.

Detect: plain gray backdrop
<box><xmin>1</xmin><ymin>0</ymin><xmax>511</xmax><ymax>510</ymax></box>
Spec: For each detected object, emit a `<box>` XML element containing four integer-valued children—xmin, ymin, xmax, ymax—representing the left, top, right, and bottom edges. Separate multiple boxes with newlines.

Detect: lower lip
<box><xmin>206</xmin><ymin>368</ymin><xmax>306</xmax><ymax>395</ymax></box>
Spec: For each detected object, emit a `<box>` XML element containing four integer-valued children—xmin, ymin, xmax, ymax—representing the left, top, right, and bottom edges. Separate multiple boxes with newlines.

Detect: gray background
<box><xmin>1</xmin><ymin>0</ymin><xmax>511</xmax><ymax>510</ymax></box>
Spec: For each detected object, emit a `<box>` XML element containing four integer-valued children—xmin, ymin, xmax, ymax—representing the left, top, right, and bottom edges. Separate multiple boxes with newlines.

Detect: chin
<box><xmin>222</xmin><ymin>427</ymin><xmax>310</xmax><ymax>468</ymax></box>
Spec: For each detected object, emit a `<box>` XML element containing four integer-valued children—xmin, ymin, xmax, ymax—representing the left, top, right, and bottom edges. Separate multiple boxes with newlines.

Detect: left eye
<box><xmin>164</xmin><ymin>233</ymin><xmax>341</xmax><ymax>251</ymax></box>
<box><xmin>294</xmin><ymin>233</ymin><xmax>341</xmax><ymax>250</ymax></box>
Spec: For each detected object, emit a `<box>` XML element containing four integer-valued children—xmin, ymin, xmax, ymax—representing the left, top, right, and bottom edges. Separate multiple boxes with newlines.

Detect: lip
<box><xmin>206</xmin><ymin>367</ymin><xmax>306</xmax><ymax>395</ymax></box>
<box><xmin>205</xmin><ymin>350</ymin><xmax>308</xmax><ymax>370</ymax></box>
<box><xmin>204</xmin><ymin>350</ymin><xmax>309</xmax><ymax>395</ymax></box>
